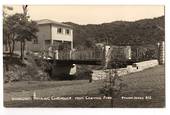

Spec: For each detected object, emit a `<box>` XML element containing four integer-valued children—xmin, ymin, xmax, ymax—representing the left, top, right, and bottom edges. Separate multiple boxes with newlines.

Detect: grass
<box><xmin>4</xmin><ymin>65</ymin><xmax>165</xmax><ymax>108</ymax></box>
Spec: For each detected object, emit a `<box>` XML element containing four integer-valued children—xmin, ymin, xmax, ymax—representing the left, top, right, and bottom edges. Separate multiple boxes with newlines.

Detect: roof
<box><xmin>36</xmin><ymin>19</ymin><xmax>72</xmax><ymax>28</ymax></box>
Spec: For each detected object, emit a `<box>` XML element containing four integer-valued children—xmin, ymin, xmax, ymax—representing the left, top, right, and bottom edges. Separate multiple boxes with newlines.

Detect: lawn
<box><xmin>4</xmin><ymin>65</ymin><xmax>165</xmax><ymax>108</ymax></box>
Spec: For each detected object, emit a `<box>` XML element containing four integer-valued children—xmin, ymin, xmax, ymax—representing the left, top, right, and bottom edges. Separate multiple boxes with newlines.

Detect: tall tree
<box><xmin>3</xmin><ymin>6</ymin><xmax>13</xmax><ymax>53</ymax></box>
<box><xmin>3</xmin><ymin>5</ymin><xmax>38</xmax><ymax>60</ymax></box>
<box><xmin>11</xmin><ymin>5</ymin><xmax>38</xmax><ymax>61</ymax></box>
<box><xmin>4</xmin><ymin>14</ymin><xmax>25</xmax><ymax>56</ymax></box>
<box><xmin>14</xmin><ymin>13</ymin><xmax>38</xmax><ymax>60</ymax></box>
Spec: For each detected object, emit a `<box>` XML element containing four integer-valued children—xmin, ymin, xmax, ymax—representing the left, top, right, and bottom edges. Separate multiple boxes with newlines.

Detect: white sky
<box><xmin>6</xmin><ymin>5</ymin><xmax>165</xmax><ymax>25</ymax></box>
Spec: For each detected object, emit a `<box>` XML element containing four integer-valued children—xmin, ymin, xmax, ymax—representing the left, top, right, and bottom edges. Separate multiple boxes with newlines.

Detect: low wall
<box><xmin>92</xmin><ymin>60</ymin><xmax>159</xmax><ymax>80</ymax></box>
<box><xmin>92</xmin><ymin>70</ymin><xmax>107</xmax><ymax>80</ymax></box>
<box><xmin>132</xmin><ymin>60</ymin><xmax>159</xmax><ymax>71</ymax></box>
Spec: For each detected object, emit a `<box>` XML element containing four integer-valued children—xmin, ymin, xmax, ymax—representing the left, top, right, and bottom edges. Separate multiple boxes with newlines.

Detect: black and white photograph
<box><xmin>3</xmin><ymin>5</ymin><xmax>165</xmax><ymax>108</ymax></box>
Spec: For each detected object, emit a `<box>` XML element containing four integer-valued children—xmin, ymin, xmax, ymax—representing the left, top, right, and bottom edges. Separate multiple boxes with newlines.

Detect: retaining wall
<box><xmin>92</xmin><ymin>60</ymin><xmax>159</xmax><ymax>80</ymax></box>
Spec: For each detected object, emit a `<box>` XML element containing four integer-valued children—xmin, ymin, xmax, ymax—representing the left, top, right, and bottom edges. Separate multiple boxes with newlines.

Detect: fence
<box><xmin>44</xmin><ymin>47</ymin><xmax>104</xmax><ymax>61</ymax></box>
<box><xmin>70</xmin><ymin>49</ymin><xmax>104</xmax><ymax>60</ymax></box>
<box><xmin>42</xmin><ymin>44</ymin><xmax>159</xmax><ymax>63</ymax></box>
<box><xmin>131</xmin><ymin>45</ymin><xmax>159</xmax><ymax>62</ymax></box>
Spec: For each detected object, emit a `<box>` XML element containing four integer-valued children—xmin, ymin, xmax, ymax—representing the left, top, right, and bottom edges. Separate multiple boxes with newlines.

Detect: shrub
<box><xmin>100</xmin><ymin>70</ymin><xmax>127</xmax><ymax>97</ymax></box>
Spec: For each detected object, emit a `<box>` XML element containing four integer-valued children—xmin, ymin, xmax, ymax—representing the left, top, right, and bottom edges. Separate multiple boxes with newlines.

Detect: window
<box><xmin>66</xmin><ymin>29</ymin><xmax>70</xmax><ymax>35</ymax></box>
<box><xmin>33</xmin><ymin>39</ymin><xmax>38</xmax><ymax>44</ymax></box>
<box><xmin>57</xmin><ymin>28</ymin><xmax>63</xmax><ymax>34</ymax></box>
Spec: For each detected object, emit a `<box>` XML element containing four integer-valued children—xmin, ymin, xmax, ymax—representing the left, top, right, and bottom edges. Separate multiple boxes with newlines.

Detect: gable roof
<box><xmin>36</xmin><ymin>19</ymin><xmax>72</xmax><ymax>28</ymax></box>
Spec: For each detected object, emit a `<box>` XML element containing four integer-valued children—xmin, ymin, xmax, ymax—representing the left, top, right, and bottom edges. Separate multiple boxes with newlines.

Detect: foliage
<box><xmin>3</xmin><ymin>6</ymin><xmax>39</xmax><ymax>61</ymax></box>
<box><xmin>4</xmin><ymin>55</ymin><xmax>50</xmax><ymax>83</ymax></box>
<box><xmin>3</xmin><ymin>6</ymin><xmax>14</xmax><ymax>54</ymax></box>
<box><xmin>12</xmin><ymin>13</ymin><xmax>39</xmax><ymax>60</ymax></box>
<box><xmin>99</xmin><ymin>69</ymin><xmax>127</xmax><ymax>107</ymax></box>
<box><xmin>64</xmin><ymin>16</ymin><xmax>164</xmax><ymax>48</ymax></box>
<box><xmin>100</xmin><ymin>70</ymin><xmax>127</xmax><ymax>96</ymax></box>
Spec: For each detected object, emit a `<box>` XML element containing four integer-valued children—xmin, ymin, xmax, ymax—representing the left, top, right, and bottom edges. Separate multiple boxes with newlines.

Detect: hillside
<box><xmin>64</xmin><ymin>16</ymin><xmax>164</xmax><ymax>48</ymax></box>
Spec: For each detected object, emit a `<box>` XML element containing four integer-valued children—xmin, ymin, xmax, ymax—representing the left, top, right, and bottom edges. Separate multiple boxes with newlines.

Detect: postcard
<box><xmin>3</xmin><ymin>5</ymin><xmax>165</xmax><ymax>108</ymax></box>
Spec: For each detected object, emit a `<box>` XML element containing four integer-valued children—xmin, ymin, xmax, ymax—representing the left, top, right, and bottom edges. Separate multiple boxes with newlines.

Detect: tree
<box><xmin>14</xmin><ymin>13</ymin><xmax>38</xmax><ymax>60</ymax></box>
<box><xmin>3</xmin><ymin>13</ymin><xmax>38</xmax><ymax>60</ymax></box>
<box><xmin>3</xmin><ymin>14</ymin><xmax>21</xmax><ymax>56</ymax></box>
<box><xmin>9</xmin><ymin>5</ymin><xmax>38</xmax><ymax>61</ymax></box>
<box><xmin>3</xmin><ymin>6</ymin><xmax>13</xmax><ymax>53</ymax></box>
<box><xmin>3</xmin><ymin>5</ymin><xmax>38</xmax><ymax>61</ymax></box>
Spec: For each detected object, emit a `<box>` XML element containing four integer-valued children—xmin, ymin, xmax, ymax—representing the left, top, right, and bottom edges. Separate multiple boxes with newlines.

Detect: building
<box><xmin>26</xmin><ymin>19</ymin><xmax>73</xmax><ymax>54</ymax></box>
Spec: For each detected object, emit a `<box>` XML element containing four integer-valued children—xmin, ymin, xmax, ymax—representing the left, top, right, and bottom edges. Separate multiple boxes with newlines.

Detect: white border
<box><xmin>0</xmin><ymin>0</ymin><xmax>169</xmax><ymax>115</ymax></box>
<box><xmin>1</xmin><ymin>0</ymin><xmax>166</xmax><ymax>5</ymax></box>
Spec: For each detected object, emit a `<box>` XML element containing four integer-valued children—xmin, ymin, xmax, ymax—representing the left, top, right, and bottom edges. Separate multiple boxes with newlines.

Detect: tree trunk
<box><xmin>20</xmin><ymin>40</ymin><xmax>25</xmax><ymax>61</ymax></box>
<box><xmin>20</xmin><ymin>41</ymin><xmax>23</xmax><ymax>60</ymax></box>
<box><xmin>23</xmin><ymin>41</ymin><xmax>25</xmax><ymax>59</ymax></box>
<box><xmin>9</xmin><ymin>39</ymin><xmax>14</xmax><ymax>57</ymax></box>
<box><xmin>11</xmin><ymin>34</ymin><xmax>15</xmax><ymax>56</ymax></box>
<box><xmin>23</xmin><ymin>41</ymin><xmax>26</xmax><ymax>52</ymax></box>
<box><xmin>11</xmin><ymin>39</ymin><xmax>15</xmax><ymax>56</ymax></box>
<box><xmin>7</xmin><ymin>39</ymin><xmax>12</xmax><ymax>54</ymax></box>
<box><xmin>5</xmin><ymin>40</ymin><xmax>8</xmax><ymax>52</ymax></box>
<box><xmin>4</xmin><ymin>35</ymin><xmax>9</xmax><ymax>52</ymax></box>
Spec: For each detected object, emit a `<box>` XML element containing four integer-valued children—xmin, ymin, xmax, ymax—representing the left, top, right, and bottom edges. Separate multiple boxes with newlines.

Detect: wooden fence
<box><xmin>44</xmin><ymin>48</ymin><xmax>104</xmax><ymax>60</ymax></box>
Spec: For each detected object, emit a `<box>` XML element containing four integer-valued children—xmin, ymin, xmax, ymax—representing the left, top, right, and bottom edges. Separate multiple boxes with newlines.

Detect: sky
<box><xmin>6</xmin><ymin>5</ymin><xmax>164</xmax><ymax>25</ymax></box>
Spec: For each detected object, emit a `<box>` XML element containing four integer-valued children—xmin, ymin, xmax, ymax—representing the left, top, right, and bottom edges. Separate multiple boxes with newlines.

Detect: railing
<box><xmin>44</xmin><ymin>49</ymin><xmax>104</xmax><ymax>61</ymax></box>
<box><xmin>131</xmin><ymin>45</ymin><xmax>158</xmax><ymax>62</ymax></box>
<box><xmin>40</xmin><ymin>45</ymin><xmax>159</xmax><ymax>62</ymax></box>
<box><xmin>70</xmin><ymin>49</ymin><xmax>104</xmax><ymax>60</ymax></box>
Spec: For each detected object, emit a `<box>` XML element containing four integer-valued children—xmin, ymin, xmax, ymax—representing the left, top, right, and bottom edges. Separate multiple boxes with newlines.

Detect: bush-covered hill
<box><xmin>64</xmin><ymin>16</ymin><xmax>164</xmax><ymax>48</ymax></box>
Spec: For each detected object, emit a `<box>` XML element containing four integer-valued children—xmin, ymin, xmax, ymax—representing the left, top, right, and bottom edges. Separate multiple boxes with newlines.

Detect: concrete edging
<box><xmin>92</xmin><ymin>60</ymin><xmax>159</xmax><ymax>80</ymax></box>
